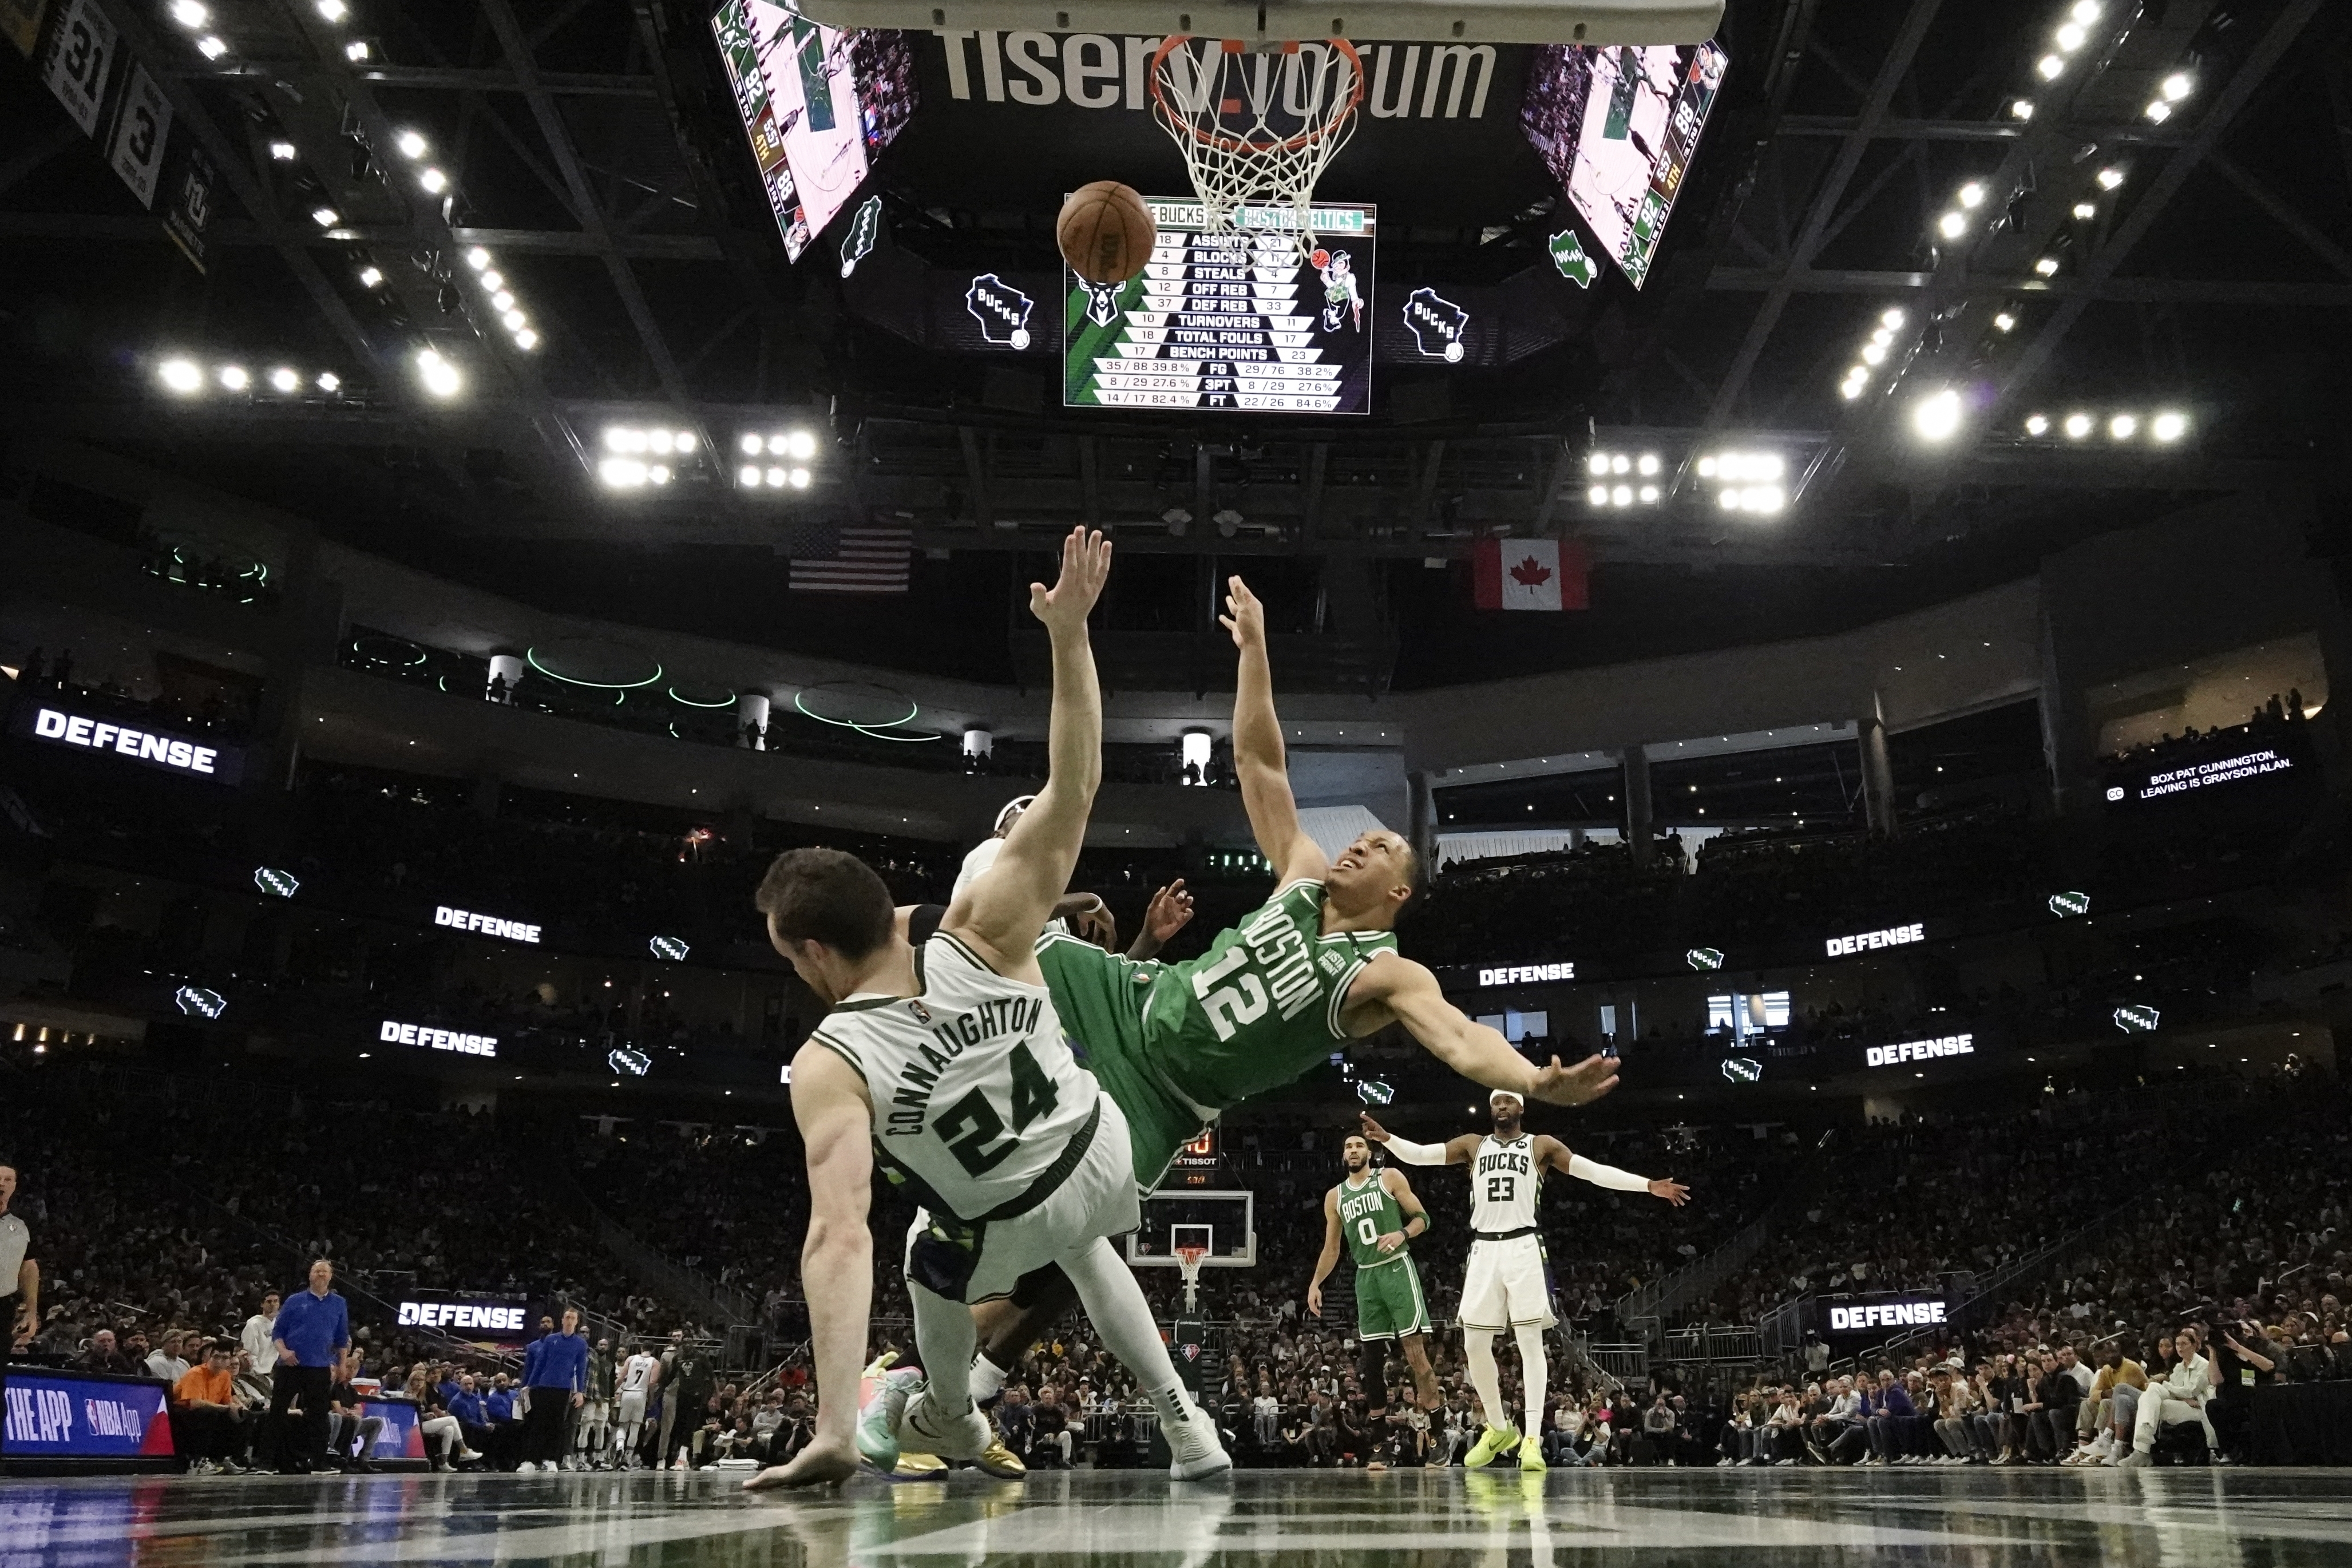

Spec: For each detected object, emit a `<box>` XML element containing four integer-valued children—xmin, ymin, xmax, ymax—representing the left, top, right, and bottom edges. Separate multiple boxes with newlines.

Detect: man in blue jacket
<box><xmin>268</xmin><ymin>1259</ymin><xmax>349</xmax><ymax>1474</ymax></box>
<box><xmin>449</xmin><ymin>1373</ymin><xmax>495</xmax><ymax>1461</ymax></box>
<box><xmin>520</xmin><ymin>1307</ymin><xmax>591</xmax><ymax>1472</ymax></box>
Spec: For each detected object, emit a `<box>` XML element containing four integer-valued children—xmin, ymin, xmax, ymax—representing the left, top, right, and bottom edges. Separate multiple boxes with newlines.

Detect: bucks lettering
<box><xmin>885</xmin><ymin>994</ymin><xmax>1050</xmax><ymax>1137</ymax></box>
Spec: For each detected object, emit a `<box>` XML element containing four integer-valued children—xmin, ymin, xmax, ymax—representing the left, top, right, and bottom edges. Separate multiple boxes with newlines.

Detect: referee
<box><xmin>1</xmin><ymin>1163</ymin><xmax>37</xmax><ymax>1355</ymax></box>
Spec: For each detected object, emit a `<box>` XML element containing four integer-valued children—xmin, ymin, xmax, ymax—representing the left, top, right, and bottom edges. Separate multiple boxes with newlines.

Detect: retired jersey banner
<box><xmin>2</xmin><ymin>0</ymin><xmax>50</xmax><ymax>60</ymax></box>
<box><xmin>1473</xmin><ymin>536</ymin><xmax>1589</xmax><ymax>611</ymax></box>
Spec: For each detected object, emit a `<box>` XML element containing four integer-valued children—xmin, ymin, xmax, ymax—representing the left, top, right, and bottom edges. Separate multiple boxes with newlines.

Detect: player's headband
<box><xmin>993</xmin><ymin>795</ymin><xmax>1037</xmax><ymax>835</ymax></box>
<box><xmin>1490</xmin><ymin>1088</ymin><xmax>1524</xmax><ymax>1107</ymax></box>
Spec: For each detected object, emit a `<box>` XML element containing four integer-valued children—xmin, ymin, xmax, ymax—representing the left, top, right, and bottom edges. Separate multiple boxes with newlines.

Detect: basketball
<box><xmin>1311</xmin><ymin>248</ymin><xmax>1331</xmax><ymax>268</ymax></box>
<box><xmin>1057</xmin><ymin>181</ymin><xmax>1156</xmax><ymax>284</ymax></box>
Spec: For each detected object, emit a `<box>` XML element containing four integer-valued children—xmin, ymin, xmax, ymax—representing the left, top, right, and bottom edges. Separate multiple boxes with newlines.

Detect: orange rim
<box><xmin>1147</xmin><ymin>34</ymin><xmax>1367</xmax><ymax>157</ymax></box>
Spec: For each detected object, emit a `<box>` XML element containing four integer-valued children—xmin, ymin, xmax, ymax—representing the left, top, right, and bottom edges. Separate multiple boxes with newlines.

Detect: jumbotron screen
<box><xmin>1063</xmin><ymin>200</ymin><xmax>1376</xmax><ymax>414</ymax></box>
<box><xmin>1521</xmin><ymin>41</ymin><xmax>1728</xmax><ymax>288</ymax></box>
<box><xmin>710</xmin><ymin>0</ymin><xmax>915</xmax><ymax>262</ymax></box>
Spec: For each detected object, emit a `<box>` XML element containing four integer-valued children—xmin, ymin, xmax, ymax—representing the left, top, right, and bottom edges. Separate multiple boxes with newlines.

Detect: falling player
<box><xmin>746</xmin><ymin>526</ymin><xmax>1228</xmax><ymax>1489</ymax></box>
<box><xmin>1360</xmin><ymin>1095</ymin><xmax>1688</xmax><ymax>1471</ymax></box>
<box><xmin>1306</xmin><ymin>1131</ymin><xmax>1441</xmax><ymax>1467</ymax></box>
<box><xmin>961</xmin><ymin>574</ymin><xmax>1621</xmax><ymax>1397</ymax></box>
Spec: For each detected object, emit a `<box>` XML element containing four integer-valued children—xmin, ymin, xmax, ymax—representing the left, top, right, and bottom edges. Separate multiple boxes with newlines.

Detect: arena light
<box><xmin>481</xmin><ymin>270</ymin><xmax>504</xmax><ymax>291</ymax></box>
<box><xmin>2072</xmin><ymin>201</ymin><xmax>2097</xmax><ymax>220</ymax></box>
<box><xmin>169</xmin><ymin>0</ymin><xmax>208</xmax><ymax>23</ymax></box>
<box><xmin>196</xmin><ymin>34</ymin><xmax>227</xmax><ymax>58</ymax></box>
<box><xmin>1956</xmin><ymin>182</ymin><xmax>1986</xmax><ymax>211</ymax></box>
<box><xmin>790</xmin><ymin>468</ymin><xmax>811</xmax><ymax>489</ymax></box>
<box><xmin>513</xmin><ymin>328</ymin><xmax>538</xmax><ymax>351</ymax></box>
<box><xmin>1993</xmin><ymin>311</ymin><xmax>2017</xmax><ymax>332</ymax></box>
<box><xmin>1937</xmin><ymin>211</ymin><xmax>1966</xmax><ymax>240</ymax></box>
<box><xmin>414</xmin><ymin>348</ymin><xmax>462</xmax><ymax>399</ymax></box>
<box><xmin>2152</xmin><ymin>410</ymin><xmax>2188</xmax><ymax>442</ymax></box>
<box><xmin>2024</xmin><ymin>413</ymin><xmax>2049</xmax><ymax>436</ymax></box>
<box><xmin>2036</xmin><ymin>54</ymin><xmax>2064</xmax><ymax>80</ymax></box>
<box><xmin>491</xmin><ymin>290</ymin><xmax>515</xmax><ymax>312</ymax></box>
<box><xmin>316</xmin><ymin>372</ymin><xmax>340</xmax><ymax>393</ymax></box>
<box><xmin>358</xmin><ymin>265</ymin><xmax>382</xmax><ymax>288</ymax></box>
<box><xmin>217</xmin><ymin>363</ymin><xmax>249</xmax><ymax>391</ymax></box>
<box><xmin>2010</xmin><ymin>98</ymin><xmax>2035</xmax><ymax>120</ymax></box>
<box><xmin>2071</xmin><ymin>1</ymin><xmax>2101</xmax><ymax>22</ymax></box>
<box><xmin>2054</xmin><ymin>21</ymin><xmax>2086</xmax><ymax>50</ymax></box>
<box><xmin>268</xmin><ymin>139</ymin><xmax>296</xmax><ymax>160</ymax></box>
<box><xmin>418</xmin><ymin>168</ymin><xmax>449</xmax><ymax>195</ymax></box>
<box><xmin>2144</xmin><ymin>98</ymin><xmax>2171</xmax><ymax>123</ymax></box>
<box><xmin>1637</xmin><ymin>453</ymin><xmax>1661</xmax><ymax>477</ymax></box>
<box><xmin>2096</xmin><ymin>167</ymin><xmax>2125</xmax><ymax>190</ymax></box>
<box><xmin>2034</xmin><ymin>256</ymin><xmax>2061</xmax><ymax>276</ymax></box>
<box><xmin>344</xmin><ymin>38</ymin><xmax>371</xmax><ymax>62</ymax></box>
<box><xmin>2063</xmin><ymin>411</ymin><xmax>2093</xmax><ymax>439</ymax></box>
<box><xmin>465</xmin><ymin>247</ymin><xmax>490</xmax><ymax>271</ymax></box>
<box><xmin>311</xmin><ymin>206</ymin><xmax>340</xmax><ymax>228</ymax></box>
<box><xmin>599</xmin><ymin>458</ymin><xmax>650</xmax><ymax>489</ymax></box>
<box><xmin>316</xmin><ymin>0</ymin><xmax>348</xmax><ymax>17</ymax></box>
<box><xmin>2161</xmin><ymin>72</ymin><xmax>2193</xmax><ymax>102</ymax></box>
<box><xmin>159</xmin><ymin>358</ymin><xmax>203</xmax><ymax>394</ymax></box>
<box><xmin>267</xmin><ymin>366</ymin><xmax>300</xmax><ymax>393</ymax></box>
<box><xmin>1881</xmin><ymin>308</ymin><xmax>1906</xmax><ymax>329</ymax></box>
<box><xmin>1911</xmin><ymin>387</ymin><xmax>1963</xmax><ymax>442</ymax></box>
<box><xmin>2109</xmin><ymin>413</ymin><xmax>2139</xmax><ymax>441</ymax></box>
<box><xmin>396</xmin><ymin>129</ymin><xmax>428</xmax><ymax>159</ymax></box>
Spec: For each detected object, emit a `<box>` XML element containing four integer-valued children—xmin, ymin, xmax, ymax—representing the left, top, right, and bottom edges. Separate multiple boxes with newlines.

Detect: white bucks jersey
<box><xmin>810</xmin><ymin>932</ymin><xmax>1099</xmax><ymax>1224</ymax></box>
<box><xmin>1470</xmin><ymin>1134</ymin><xmax>1541</xmax><ymax>1232</ymax></box>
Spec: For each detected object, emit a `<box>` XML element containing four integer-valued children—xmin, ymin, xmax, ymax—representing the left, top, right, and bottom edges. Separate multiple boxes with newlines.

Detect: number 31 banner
<box><xmin>41</xmin><ymin>0</ymin><xmax>114</xmax><ymax>135</ymax></box>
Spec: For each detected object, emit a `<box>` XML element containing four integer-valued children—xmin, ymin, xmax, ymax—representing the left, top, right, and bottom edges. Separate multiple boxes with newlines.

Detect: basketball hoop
<box><xmin>1174</xmin><ymin>1244</ymin><xmax>1210</xmax><ymax>1314</ymax></box>
<box><xmin>1148</xmin><ymin>36</ymin><xmax>1365</xmax><ymax>258</ymax></box>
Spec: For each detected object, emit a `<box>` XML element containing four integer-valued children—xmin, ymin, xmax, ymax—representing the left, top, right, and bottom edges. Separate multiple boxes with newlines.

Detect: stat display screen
<box><xmin>1063</xmin><ymin>200</ymin><xmax>1376</xmax><ymax>414</ymax></box>
<box><xmin>1521</xmin><ymin>41</ymin><xmax>1728</xmax><ymax>288</ymax></box>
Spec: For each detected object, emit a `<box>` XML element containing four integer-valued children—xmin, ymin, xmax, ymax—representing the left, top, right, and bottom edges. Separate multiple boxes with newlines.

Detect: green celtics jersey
<box><xmin>1337</xmin><ymin>1171</ymin><xmax>1408</xmax><ymax>1269</ymax></box>
<box><xmin>1144</xmin><ymin>879</ymin><xmax>1399</xmax><ymax>1111</ymax></box>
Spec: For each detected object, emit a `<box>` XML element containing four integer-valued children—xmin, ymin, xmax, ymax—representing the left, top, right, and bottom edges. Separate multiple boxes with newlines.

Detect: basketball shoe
<box><xmin>1463</xmin><ymin>1422</ymin><xmax>1521</xmax><ymax>1470</ymax></box>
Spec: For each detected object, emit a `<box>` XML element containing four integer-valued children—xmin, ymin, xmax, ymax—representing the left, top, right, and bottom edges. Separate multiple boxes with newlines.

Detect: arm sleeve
<box><xmin>1381</xmin><ymin>1137</ymin><xmax>1447</xmax><ymax>1166</ymax></box>
<box><xmin>1567</xmin><ymin>1153</ymin><xmax>1651</xmax><ymax>1192</ymax></box>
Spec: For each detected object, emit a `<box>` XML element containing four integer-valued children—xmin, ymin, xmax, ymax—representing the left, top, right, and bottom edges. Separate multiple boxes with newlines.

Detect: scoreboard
<box><xmin>1063</xmin><ymin>199</ymin><xmax>1376</xmax><ymax>415</ymax></box>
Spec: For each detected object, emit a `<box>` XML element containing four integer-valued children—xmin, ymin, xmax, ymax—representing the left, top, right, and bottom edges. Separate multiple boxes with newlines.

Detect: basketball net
<box><xmin>1175</xmin><ymin>1244</ymin><xmax>1209</xmax><ymax>1314</ymax></box>
<box><xmin>1149</xmin><ymin>37</ymin><xmax>1365</xmax><ymax>260</ymax></box>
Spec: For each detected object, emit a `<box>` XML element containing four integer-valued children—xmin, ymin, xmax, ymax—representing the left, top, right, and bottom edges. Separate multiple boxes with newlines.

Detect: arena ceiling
<box><xmin>3</xmin><ymin>0</ymin><xmax>2350</xmax><ymax>684</ymax></box>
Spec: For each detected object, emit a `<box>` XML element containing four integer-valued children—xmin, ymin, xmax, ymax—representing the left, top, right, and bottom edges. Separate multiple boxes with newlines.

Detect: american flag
<box><xmin>789</xmin><ymin>524</ymin><xmax>912</xmax><ymax>594</ymax></box>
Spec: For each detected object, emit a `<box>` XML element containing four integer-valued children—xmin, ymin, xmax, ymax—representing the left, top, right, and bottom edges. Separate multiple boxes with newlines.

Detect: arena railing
<box><xmin>1614</xmin><ymin>1130</ymin><xmax>1833</xmax><ymax>1335</ymax></box>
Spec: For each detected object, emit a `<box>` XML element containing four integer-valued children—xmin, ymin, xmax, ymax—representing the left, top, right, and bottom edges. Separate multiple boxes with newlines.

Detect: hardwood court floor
<box><xmin>5</xmin><ymin>1464</ymin><xmax>2348</xmax><ymax>1565</ymax></box>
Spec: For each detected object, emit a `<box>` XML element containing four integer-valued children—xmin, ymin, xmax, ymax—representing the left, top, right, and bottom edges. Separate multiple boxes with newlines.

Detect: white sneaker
<box><xmin>2115</xmin><ymin>1450</ymin><xmax>2151</xmax><ymax>1468</ymax></box>
<box><xmin>897</xmin><ymin>1386</ymin><xmax>991</xmax><ymax>1461</ymax></box>
<box><xmin>1157</xmin><ymin>1392</ymin><xmax>1232</xmax><ymax>1481</ymax></box>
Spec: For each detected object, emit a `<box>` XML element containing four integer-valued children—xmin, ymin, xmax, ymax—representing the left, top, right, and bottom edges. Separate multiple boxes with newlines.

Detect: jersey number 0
<box><xmin>935</xmin><ymin>1040</ymin><xmax>1061</xmax><ymax>1177</ymax></box>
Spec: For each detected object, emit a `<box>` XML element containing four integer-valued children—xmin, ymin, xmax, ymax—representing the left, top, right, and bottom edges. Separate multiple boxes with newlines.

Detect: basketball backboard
<box><xmin>794</xmin><ymin>0</ymin><xmax>1724</xmax><ymax>48</ymax></box>
<box><xmin>1127</xmin><ymin>1189</ymin><xmax>1256</xmax><ymax>1268</ymax></box>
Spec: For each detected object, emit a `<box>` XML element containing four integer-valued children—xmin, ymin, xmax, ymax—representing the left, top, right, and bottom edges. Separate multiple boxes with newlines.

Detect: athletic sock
<box><xmin>910</xmin><ymin>1281</ymin><xmax>979</xmax><ymax>1417</ymax></box>
<box><xmin>1061</xmin><ymin>1237</ymin><xmax>1191</xmax><ymax>1413</ymax></box>
<box><xmin>1514</xmin><ymin>1324</ymin><xmax>1547</xmax><ymax>1439</ymax></box>
<box><xmin>972</xmin><ymin>1351</ymin><xmax>1011</xmax><ymax>1407</ymax></box>
<box><xmin>1465</xmin><ymin>1330</ymin><xmax>1506</xmax><ymax>1431</ymax></box>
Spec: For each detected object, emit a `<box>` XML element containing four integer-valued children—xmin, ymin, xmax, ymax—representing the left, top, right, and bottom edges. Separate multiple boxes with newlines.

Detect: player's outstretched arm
<box><xmin>1306</xmin><ymin>1187</ymin><xmax>1343</xmax><ymax>1319</ymax></box>
<box><xmin>1377</xmin><ymin>1167</ymin><xmax>1431</xmax><ymax>1252</ymax></box>
<box><xmin>949</xmin><ymin>526</ymin><xmax>1111</xmax><ymax>971</ymax></box>
<box><xmin>1218</xmin><ymin>575</ymin><xmax>1326</xmax><ymax>886</ymax></box>
<box><xmin>1358</xmin><ymin>1112</ymin><xmax>1478</xmax><ymax>1165</ymax></box>
<box><xmin>1354</xmin><ymin>955</ymin><xmax>1620</xmax><ymax>1108</ymax></box>
<box><xmin>745</xmin><ymin>1047</ymin><xmax>872</xmax><ymax>1491</ymax></box>
<box><xmin>1534</xmin><ymin>1134</ymin><xmax>1689</xmax><ymax>1206</ymax></box>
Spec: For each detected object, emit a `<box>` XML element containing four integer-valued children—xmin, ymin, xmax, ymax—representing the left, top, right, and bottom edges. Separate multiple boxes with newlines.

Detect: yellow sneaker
<box><xmin>892</xmin><ymin>1451</ymin><xmax>949</xmax><ymax>1479</ymax></box>
<box><xmin>974</xmin><ymin>1441</ymin><xmax>1027</xmax><ymax>1480</ymax></box>
<box><xmin>1463</xmin><ymin>1423</ymin><xmax>1521</xmax><ymax>1470</ymax></box>
<box><xmin>1515</xmin><ymin>1434</ymin><xmax>1547</xmax><ymax>1474</ymax></box>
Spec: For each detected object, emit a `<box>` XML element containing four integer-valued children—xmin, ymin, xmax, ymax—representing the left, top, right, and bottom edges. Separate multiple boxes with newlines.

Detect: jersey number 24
<box><xmin>935</xmin><ymin>1042</ymin><xmax>1060</xmax><ymax>1177</ymax></box>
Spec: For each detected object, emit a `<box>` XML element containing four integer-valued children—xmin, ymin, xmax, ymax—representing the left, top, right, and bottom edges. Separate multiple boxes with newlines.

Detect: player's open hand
<box><xmin>1527</xmin><ymin>1052</ymin><xmax>1620</xmax><ymax>1108</ymax></box>
<box><xmin>1217</xmin><ymin>575</ymin><xmax>1266</xmax><ymax>650</ymax></box>
<box><xmin>1649</xmin><ymin>1177</ymin><xmax>1690</xmax><ymax>1207</ymax></box>
<box><xmin>1143</xmin><ymin>880</ymin><xmax>1194</xmax><ymax>943</ymax></box>
<box><xmin>1376</xmin><ymin>1229</ymin><xmax>1407</xmax><ymax>1254</ymax></box>
<box><xmin>1357</xmin><ymin>1112</ymin><xmax>1391</xmax><ymax>1143</ymax></box>
<box><xmin>743</xmin><ymin>1435</ymin><xmax>859</xmax><ymax>1491</ymax></box>
<box><xmin>1306</xmin><ymin>1284</ymin><xmax>1324</xmax><ymax>1318</ymax></box>
<box><xmin>1029</xmin><ymin>526</ymin><xmax>1112</xmax><ymax>636</ymax></box>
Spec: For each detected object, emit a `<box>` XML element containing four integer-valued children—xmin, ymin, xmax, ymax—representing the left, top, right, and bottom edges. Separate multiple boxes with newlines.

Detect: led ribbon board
<box><xmin>379</xmin><ymin>1019</ymin><xmax>498</xmax><ymax>1058</ymax></box>
<box><xmin>1065</xmin><ymin>199</ymin><xmax>1376</xmax><ymax>414</ymax></box>
<box><xmin>1476</xmin><ymin>962</ymin><xmax>1576</xmax><ymax>985</ymax></box>
<box><xmin>1865</xmin><ymin>1032</ymin><xmax>1974</xmax><ymax>1068</ymax></box>
<box><xmin>13</xmin><ymin>705</ymin><xmax>244</xmax><ymax>785</ymax></box>
<box><xmin>0</xmin><ymin>1369</ymin><xmax>173</xmax><ymax>1458</ymax></box>
<box><xmin>394</xmin><ymin>1296</ymin><xmax>530</xmax><ymax>1340</ymax></box>
<box><xmin>433</xmin><ymin>905</ymin><xmax>541</xmax><ymax>944</ymax></box>
<box><xmin>1825</xmin><ymin>1297</ymin><xmax>1949</xmax><ymax>1335</ymax></box>
<box><xmin>1825</xmin><ymin>921</ymin><xmax>1925</xmax><ymax>958</ymax></box>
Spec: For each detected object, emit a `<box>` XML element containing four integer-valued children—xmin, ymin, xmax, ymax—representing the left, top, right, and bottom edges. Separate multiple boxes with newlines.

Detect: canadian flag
<box><xmin>1472</xmin><ymin>536</ymin><xmax>1589</xmax><ymax>611</ymax></box>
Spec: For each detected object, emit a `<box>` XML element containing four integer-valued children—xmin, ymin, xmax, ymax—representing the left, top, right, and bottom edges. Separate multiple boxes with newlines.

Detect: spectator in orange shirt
<box><xmin>172</xmin><ymin>1340</ymin><xmax>254</xmax><ymax>1474</ymax></box>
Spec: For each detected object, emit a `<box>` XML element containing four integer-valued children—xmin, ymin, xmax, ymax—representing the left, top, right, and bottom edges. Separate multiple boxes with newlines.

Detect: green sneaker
<box><xmin>1463</xmin><ymin>1422</ymin><xmax>1521</xmax><ymax>1470</ymax></box>
<box><xmin>856</xmin><ymin>1358</ymin><xmax>925</xmax><ymax>1471</ymax></box>
<box><xmin>1514</xmin><ymin>1433</ymin><xmax>1547</xmax><ymax>1474</ymax></box>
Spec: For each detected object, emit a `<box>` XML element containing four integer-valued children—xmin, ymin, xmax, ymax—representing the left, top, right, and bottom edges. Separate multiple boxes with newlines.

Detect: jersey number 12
<box><xmin>936</xmin><ymin>1041</ymin><xmax>1060</xmax><ymax>1177</ymax></box>
<box><xmin>1191</xmin><ymin>944</ymin><xmax>1269</xmax><ymax>1041</ymax></box>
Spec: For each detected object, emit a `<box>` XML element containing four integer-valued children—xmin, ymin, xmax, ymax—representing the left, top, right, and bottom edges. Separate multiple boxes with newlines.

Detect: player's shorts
<box><xmin>902</xmin><ymin>1093</ymin><xmax>1142</xmax><ymax>1304</ymax></box>
<box><xmin>1353</xmin><ymin>1253</ymin><xmax>1432</xmax><ymax>1341</ymax></box>
<box><xmin>616</xmin><ymin>1391</ymin><xmax>647</xmax><ymax>1427</ymax></box>
<box><xmin>1458</xmin><ymin>1234</ymin><xmax>1557</xmax><ymax>1331</ymax></box>
<box><xmin>1035</xmin><ymin>933</ymin><xmax>1208</xmax><ymax>1191</ymax></box>
<box><xmin>584</xmin><ymin>1400</ymin><xmax>610</xmax><ymax>1426</ymax></box>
